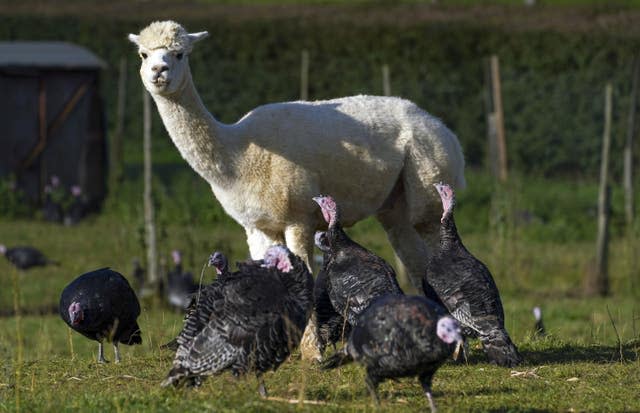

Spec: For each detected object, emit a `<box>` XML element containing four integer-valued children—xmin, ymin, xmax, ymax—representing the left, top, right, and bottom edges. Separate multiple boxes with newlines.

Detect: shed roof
<box><xmin>0</xmin><ymin>41</ymin><xmax>106</xmax><ymax>70</ymax></box>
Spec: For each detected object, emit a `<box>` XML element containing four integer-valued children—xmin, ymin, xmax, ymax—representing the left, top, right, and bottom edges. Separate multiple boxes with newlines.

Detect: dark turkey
<box><xmin>532</xmin><ymin>306</ymin><xmax>546</xmax><ymax>337</ymax></box>
<box><xmin>166</xmin><ymin>250</ymin><xmax>198</xmax><ymax>310</ymax></box>
<box><xmin>161</xmin><ymin>251</ymin><xmax>230</xmax><ymax>352</ymax></box>
<box><xmin>162</xmin><ymin>245</ymin><xmax>314</xmax><ymax>396</ymax></box>
<box><xmin>313</xmin><ymin>231</ymin><xmax>350</xmax><ymax>356</ymax></box>
<box><xmin>59</xmin><ymin>267</ymin><xmax>142</xmax><ymax>363</ymax></box>
<box><xmin>0</xmin><ymin>244</ymin><xmax>58</xmax><ymax>270</ymax></box>
<box><xmin>422</xmin><ymin>183</ymin><xmax>523</xmax><ymax>367</ymax></box>
<box><xmin>322</xmin><ymin>295</ymin><xmax>462</xmax><ymax>412</ymax></box>
<box><xmin>312</xmin><ymin>195</ymin><xmax>404</xmax><ymax>326</ymax></box>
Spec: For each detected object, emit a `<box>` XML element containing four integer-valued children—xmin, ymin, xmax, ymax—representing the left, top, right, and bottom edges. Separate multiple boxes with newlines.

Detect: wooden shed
<box><xmin>0</xmin><ymin>41</ymin><xmax>108</xmax><ymax>210</ymax></box>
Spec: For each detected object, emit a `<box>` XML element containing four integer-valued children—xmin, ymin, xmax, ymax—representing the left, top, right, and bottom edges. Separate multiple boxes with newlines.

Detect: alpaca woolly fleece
<box><xmin>137</xmin><ymin>20</ymin><xmax>192</xmax><ymax>52</ymax></box>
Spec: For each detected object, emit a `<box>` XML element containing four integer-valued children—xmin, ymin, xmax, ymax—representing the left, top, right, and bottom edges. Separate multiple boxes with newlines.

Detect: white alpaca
<box><xmin>129</xmin><ymin>21</ymin><xmax>465</xmax><ymax>358</ymax></box>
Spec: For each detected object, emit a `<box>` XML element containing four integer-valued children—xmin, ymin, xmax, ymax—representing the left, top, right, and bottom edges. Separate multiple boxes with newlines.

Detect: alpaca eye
<box><xmin>176</xmin><ymin>53</ymin><xmax>184</xmax><ymax>60</ymax></box>
<box><xmin>140</xmin><ymin>52</ymin><xmax>148</xmax><ymax>60</ymax></box>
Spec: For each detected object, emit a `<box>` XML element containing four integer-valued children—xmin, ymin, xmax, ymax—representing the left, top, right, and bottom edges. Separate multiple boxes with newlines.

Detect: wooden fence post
<box><xmin>300</xmin><ymin>50</ymin><xmax>309</xmax><ymax>101</ymax></box>
<box><xmin>624</xmin><ymin>57</ymin><xmax>638</xmax><ymax>228</ymax></box>
<box><xmin>585</xmin><ymin>83</ymin><xmax>612</xmax><ymax>297</ymax></box>
<box><xmin>490</xmin><ymin>55</ymin><xmax>508</xmax><ymax>182</ymax></box>
<box><xmin>382</xmin><ymin>64</ymin><xmax>391</xmax><ymax>96</ymax></box>
<box><xmin>110</xmin><ymin>57</ymin><xmax>127</xmax><ymax>191</ymax></box>
<box><xmin>143</xmin><ymin>90</ymin><xmax>158</xmax><ymax>296</ymax></box>
<box><xmin>625</xmin><ymin>57</ymin><xmax>639</xmax><ymax>293</ymax></box>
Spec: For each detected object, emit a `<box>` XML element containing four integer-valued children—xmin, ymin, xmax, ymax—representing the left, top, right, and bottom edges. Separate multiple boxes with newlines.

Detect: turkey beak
<box><xmin>452</xmin><ymin>340</ymin><xmax>462</xmax><ymax>361</ymax></box>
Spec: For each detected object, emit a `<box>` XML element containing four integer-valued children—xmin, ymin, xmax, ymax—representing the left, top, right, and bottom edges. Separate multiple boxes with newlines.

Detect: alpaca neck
<box><xmin>150</xmin><ymin>69</ymin><xmax>236</xmax><ymax>186</ymax></box>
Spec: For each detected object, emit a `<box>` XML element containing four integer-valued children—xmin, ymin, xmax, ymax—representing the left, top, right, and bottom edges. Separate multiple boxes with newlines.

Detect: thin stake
<box><xmin>605</xmin><ymin>305</ymin><xmax>624</xmax><ymax>362</ymax></box>
<box><xmin>12</xmin><ymin>266</ymin><xmax>22</xmax><ymax>412</ymax></box>
<box><xmin>382</xmin><ymin>64</ymin><xmax>391</xmax><ymax>96</ymax></box>
<box><xmin>143</xmin><ymin>90</ymin><xmax>158</xmax><ymax>296</ymax></box>
<box><xmin>490</xmin><ymin>55</ymin><xmax>508</xmax><ymax>182</ymax></box>
<box><xmin>300</xmin><ymin>50</ymin><xmax>309</xmax><ymax>101</ymax></box>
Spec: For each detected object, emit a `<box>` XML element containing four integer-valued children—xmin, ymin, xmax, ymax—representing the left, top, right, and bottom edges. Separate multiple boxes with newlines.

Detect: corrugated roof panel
<box><xmin>0</xmin><ymin>41</ymin><xmax>106</xmax><ymax>69</ymax></box>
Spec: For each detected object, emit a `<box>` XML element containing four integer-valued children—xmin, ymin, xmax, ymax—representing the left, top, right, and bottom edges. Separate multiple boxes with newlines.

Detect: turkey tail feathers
<box><xmin>481</xmin><ymin>330</ymin><xmax>523</xmax><ymax>367</ymax></box>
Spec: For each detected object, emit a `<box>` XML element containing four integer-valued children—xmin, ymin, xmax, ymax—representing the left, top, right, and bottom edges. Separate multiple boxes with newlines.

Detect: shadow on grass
<box><xmin>459</xmin><ymin>341</ymin><xmax>639</xmax><ymax>366</ymax></box>
<box><xmin>521</xmin><ymin>342</ymin><xmax>638</xmax><ymax>364</ymax></box>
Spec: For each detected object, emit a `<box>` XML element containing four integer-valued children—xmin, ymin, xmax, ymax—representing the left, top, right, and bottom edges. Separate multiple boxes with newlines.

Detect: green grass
<box><xmin>1</xmin><ymin>169</ymin><xmax>640</xmax><ymax>411</ymax></box>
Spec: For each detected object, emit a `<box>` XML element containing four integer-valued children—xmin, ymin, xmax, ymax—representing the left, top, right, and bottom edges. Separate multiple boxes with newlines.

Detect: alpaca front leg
<box><xmin>283</xmin><ymin>224</ymin><xmax>313</xmax><ymax>270</ymax></box>
<box><xmin>245</xmin><ymin>227</ymin><xmax>282</xmax><ymax>260</ymax></box>
<box><xmin>284</xmin><ymin>224</ymin><xmax>322</xmax><ymax>361</ymax></box>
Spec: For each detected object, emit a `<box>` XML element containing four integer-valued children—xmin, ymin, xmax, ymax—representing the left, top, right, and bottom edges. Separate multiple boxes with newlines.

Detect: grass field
<box><xmin>1</xmin><ymin>183</ymin><xmax>640</xmax><ymax>412</ymax></box>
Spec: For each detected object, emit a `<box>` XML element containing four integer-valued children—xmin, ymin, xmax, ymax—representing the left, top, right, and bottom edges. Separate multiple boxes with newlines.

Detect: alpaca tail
<box><xmin>321</xmin><ymin>348</ymin><xmax>353</xmax><ymax>370</ymax></box>
<box><xmin>481</xmin><ymin>329</ymin><xmax>523</xmax><ymax>368</ymax></box>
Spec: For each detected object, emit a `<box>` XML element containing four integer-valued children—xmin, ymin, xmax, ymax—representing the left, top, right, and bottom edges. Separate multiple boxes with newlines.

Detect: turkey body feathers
<box><xmin>322</xmin><ymin>294</ymin><xmax>459</xmax><ymax>411</ymax></box>
<box><xmin>4</xmin><ymin>246</ymin><xmax>57</xmax><ymax>270</ymax></box>
<box><xmin>59</xmin><ymin>268</ymin><xmax>142</xmax><ymax>345</ymax></box>
<box><xmin>423</xmin><ymin>183</ymin><xmax>522</xmax><ymax>367</ymax></box>
<box><xmin>313</xmin><ymin>262</ymin><xmax>350</xmax><ymax>354</ymax></box>
<box><xmin>347</xmin><ymin>295</ymin><xmax>453</xmax><ymax>379</ymax></box>
<box><xmin>163</xmin><ymin>249</ymin><xmax>313</xmax><ymax>388</ymax></box>
<box><xmin>324</xmin><ymin>226</ymin><xmax>403</xmax><ymax>326</ymax></box>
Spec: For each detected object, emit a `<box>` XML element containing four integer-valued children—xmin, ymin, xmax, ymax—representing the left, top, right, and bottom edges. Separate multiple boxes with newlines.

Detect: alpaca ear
<box><xmin>188</xmin><ymin>31</ymin><xmax>209</xmax><ymax>44</ymax></box>
<box><xmin>128</xmin><ymin>34</ymin><xmax>140</xmax><ymax>46</ymax></box>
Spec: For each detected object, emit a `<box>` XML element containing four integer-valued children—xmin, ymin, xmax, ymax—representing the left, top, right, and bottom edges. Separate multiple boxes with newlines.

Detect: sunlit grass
<box><xmin>1</xmin><ymin>170</ymin><xmax>640</xmax><ymax>411</ymax></box>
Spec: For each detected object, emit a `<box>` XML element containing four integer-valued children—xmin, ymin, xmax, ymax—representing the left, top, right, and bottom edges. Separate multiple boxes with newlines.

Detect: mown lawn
<box><xmin>1</xmin><ymin>205</ymin><xmax>639</xmax><ymax>412</ymax></box>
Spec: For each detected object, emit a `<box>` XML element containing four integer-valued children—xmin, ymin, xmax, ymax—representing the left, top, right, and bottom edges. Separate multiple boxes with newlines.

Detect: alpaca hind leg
<box><xmin>284</xmin><ymin>223</ymin><xmax>322</xmax><ymax>361</ymax></box>
<box><xmin>284</xmin><ymin>223</ymin><xmax>314</xmax><ymax>270</ymax></box>
<box><xmin>376</xmin><ymin>203</ymin><xmax>429</xmax><ymax>292</ymax></box>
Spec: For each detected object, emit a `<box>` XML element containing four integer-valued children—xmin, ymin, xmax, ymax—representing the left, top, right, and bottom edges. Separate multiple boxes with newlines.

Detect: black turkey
<box><xmin>312</xmin><ymin>195</ymin><xmax>403</xmax><ymax>326</ymax></box>
<box><xmin>532</xmin><ymin>306</ymin><xmax>546</xmax><ymax>337</ymax></box>
<box><xmin>0</xmin><ymin>244</ymin><xmax>58</xmax><ymax>270</ymax></box>
<box><xmin>422</xmin><ymin>183</ymin><xmax>523</xmax><ymax>367</ymax></box>
<box><xmin>161</xmin><ymin>251</ymin><xmax>230</xmax><ymax>351</ymax></box>
<box><xmin>162</xmin><ymin>245</ymin><xmax>314</xmax><ymax>396</ymax></box>
<box><xmin>166</xmin><ymin>250</ymin><xmax>198</xmax><ymax>310</ymax></box>
<box><xmin>322</xmin><ymin>295</ymin><xmax>462</xmax><ymax>412</ymax></box>
<box><xmin>59</xmin><ymin>267</ymin><xmax>142</xmax><ymax>363</ymax></box>
<box><xmin>313</xmin><ymin>231</ymin><xmax>350</xmax><ymax>357</ymax></box>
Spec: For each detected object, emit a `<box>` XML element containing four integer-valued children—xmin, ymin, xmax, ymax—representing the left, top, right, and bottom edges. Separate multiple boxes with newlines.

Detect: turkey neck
<box><xmin>327</xmin><ymin>222</ymin><xmax>353</xmax><ymax>248</ymax></box>
<box><xmin>150</xmin><ymin>68</ymin><xmax>237</xmax><ymax>188</ymax></box>
<box><xmin>439</xmin><ymin>212</ymin><xmax>464</xmax><ymax>251</ymax></box>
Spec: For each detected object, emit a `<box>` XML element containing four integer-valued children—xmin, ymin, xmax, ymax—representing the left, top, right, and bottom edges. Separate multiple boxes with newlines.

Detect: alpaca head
<box><xmin>128</xmin><ymin>21</ymin><xmax>208</xmax><ymax>96</ymax></box>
